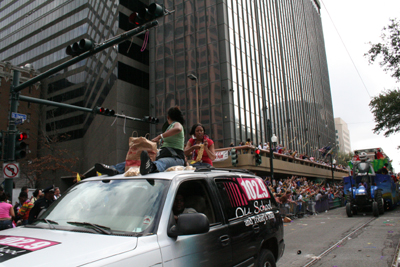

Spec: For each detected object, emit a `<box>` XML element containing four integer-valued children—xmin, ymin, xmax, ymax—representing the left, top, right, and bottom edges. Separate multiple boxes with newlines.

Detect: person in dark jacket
<box><xmin>28</xmin><ymin>185</ymin><xmax>55</xmax><ymax>224</ymax></box>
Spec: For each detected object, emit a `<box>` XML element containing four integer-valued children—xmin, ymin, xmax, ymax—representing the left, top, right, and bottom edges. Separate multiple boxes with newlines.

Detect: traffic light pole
<box><xmin>4</xmin><ymin>70</ymin><xmax>21</xmax><ymax>199</ymax></box>
<box><xmin>12</xmin><ymin>21</ymin><xmax>158</xmax><ymax>93</ymax></box>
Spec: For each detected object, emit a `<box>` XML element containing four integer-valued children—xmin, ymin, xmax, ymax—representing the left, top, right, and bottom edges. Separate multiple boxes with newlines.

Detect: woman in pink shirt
<box><xmin>0</xmin><ymin>193</ymin><xmax>15</xmax><ymax>230</ymax></box>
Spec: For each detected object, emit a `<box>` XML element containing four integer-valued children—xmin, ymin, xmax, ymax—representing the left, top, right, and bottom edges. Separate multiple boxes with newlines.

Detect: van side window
<box><xmin>174</xmin><ymin>180</ymin><xmax>217</xmax><ymax>224</ymax></box>
<box><xmin>215</xmin><ymin>179</ymin><xmax>248</xmax><ymax>220</ymax></box>
<box><xmin>216</xmin><ymin>177</ymin><xmax>276</xmax><ymax>221</ymax></box>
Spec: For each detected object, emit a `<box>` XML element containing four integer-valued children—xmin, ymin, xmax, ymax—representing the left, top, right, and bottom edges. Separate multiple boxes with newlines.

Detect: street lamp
<box><xmin>331</xmin><ymin>156</ymin><xmax>336</xmax><ymax>185</ymax></box>
<box><xmin>271</xmin><ymin>134</ymin><xmax>278</xmax><ymax>145</ymax></box>
<box><xmin>187</xmin><ymin>74</ymin><xmax>199</xmax><ymax>123</ymax></box>
<box><xmin>267</xmin><ymin>119</ymin><xmax>278</xmax><ymax>181</ymax></box>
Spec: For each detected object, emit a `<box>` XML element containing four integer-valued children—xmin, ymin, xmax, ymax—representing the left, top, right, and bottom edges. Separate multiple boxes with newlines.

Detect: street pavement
<box><xmin>278</xmin><ymin>206</ymin><xmax>400</xmax><ymax>267</ymax></box>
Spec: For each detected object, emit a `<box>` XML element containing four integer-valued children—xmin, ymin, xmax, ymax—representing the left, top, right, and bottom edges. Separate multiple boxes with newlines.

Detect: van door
<box><xmin>214</xmin><ymin>177</ymin><xmax>278</xmax><ymax>266</ymax></box>
<box><xmin>161</xmin><ymin>179</ymin><xmax>232</xmax><ymax>267</ymax></box>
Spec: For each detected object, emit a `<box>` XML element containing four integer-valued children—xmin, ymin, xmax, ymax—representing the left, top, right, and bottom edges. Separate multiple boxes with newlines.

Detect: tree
<box><xmin>365</xmin><ymin>19</ymin><xmax>400</xmax><ymax>81</ymax></box>
<box><xmin>366</xmin><ymin>19</ymin><xmax>400</xmax><ymax>141</ymax></box>
<box><xmin>336</xmin><ymin>151</ymin><xmax>353</xmax><ymax>167</ymax></box>
<box><xmin>20</xmin><ymin>133</ymin><xmax>79</xmax><ymax>188</ymax></box>
<box><xmin>369</xmin><ymin>89</ymin><xmax>400</xmax><ymax>137</ymax></box>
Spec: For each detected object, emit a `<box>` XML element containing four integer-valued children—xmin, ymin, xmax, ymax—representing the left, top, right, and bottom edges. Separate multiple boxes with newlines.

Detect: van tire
<box><xmin>257</xmin><ymin>249</ymin><xmax>276</xmax><ymax>267</ymax></box>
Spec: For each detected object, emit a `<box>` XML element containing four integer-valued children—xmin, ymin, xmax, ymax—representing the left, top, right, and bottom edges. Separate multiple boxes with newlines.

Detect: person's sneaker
<box><xmin>140</xmin><ymin>150</ymin><xmax>158</xmax><ymax>175</ymax></box>
<box><xmin>95</xmin><ymin>163</ymin><xmax>119</xmax><ymax>176</ymax></box>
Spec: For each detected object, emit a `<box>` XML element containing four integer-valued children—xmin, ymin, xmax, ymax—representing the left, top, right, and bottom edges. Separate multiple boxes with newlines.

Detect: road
<box><xmin>278</xmin><ymin>206</ymin><xmax>400</xmax><ymax>267</ymax></box>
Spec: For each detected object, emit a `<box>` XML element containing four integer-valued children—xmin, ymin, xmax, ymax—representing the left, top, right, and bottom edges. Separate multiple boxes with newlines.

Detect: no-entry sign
<box><xmin>2</xmin><ymin>163</ymin><xmax>20</xmax><ymax>178</ymax></box>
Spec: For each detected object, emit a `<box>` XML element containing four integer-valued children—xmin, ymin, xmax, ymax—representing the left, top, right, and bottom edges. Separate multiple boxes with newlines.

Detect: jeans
<box><xmin>154</xmin><ymin>157</ymin><xmax>185</xmax><ymax>172</ymax></box>
<box><xmin>297</xmin><ymin>203</ymin><xmax>302</xmax><ymax>213</ymax></box>
<box><xmin>114</xmin><ymin>157</ymin><xmax>184</xmax><ymax>173</ymax></box>
<box><xmin>0</xmin><ymin>220</ymin><xmax>12</xmax><ymax>230</ymax></box>
<box><xmin>112</xmin><ymin>162</ymin><xmax>127</xmax><ymax>174</ymax></box>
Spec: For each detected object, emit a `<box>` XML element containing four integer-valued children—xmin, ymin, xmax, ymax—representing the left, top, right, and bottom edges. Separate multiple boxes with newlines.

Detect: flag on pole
<box><xmin>318</xmin><ymin>145</ymin><xmax>331</xmax><ymax>157</ymax></box>
<box><xmin>76</xmin><ymin>173</ymin><xmax>81</xmax><ymax>182</ymax></box>
<box><xmin>97</xmin><ymin>171</ymin><xmax>102</xmax><ymax>176</ymax></box>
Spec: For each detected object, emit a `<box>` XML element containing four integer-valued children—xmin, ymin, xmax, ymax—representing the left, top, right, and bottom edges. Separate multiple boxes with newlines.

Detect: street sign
<box><xmin>14</xmin><ymin>118</ymin><xmax>24</xmax><ymax>125</ymax></box>
<box><xmin>3</xmin><ymin>163</ymin><xmax>20</xmax><ymax>178</ymax></box>
<box><xmin>11</xmin><ymin>112</ymin><xmax>27</xmax><ymax>121</ymax></box>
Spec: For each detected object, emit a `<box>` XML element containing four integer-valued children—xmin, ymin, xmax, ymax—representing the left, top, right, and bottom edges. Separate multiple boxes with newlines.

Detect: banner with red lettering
<box><xmin>213</xmin><ymin>150</ymin><xmax>229</xmax><ymax>162</ymax></box>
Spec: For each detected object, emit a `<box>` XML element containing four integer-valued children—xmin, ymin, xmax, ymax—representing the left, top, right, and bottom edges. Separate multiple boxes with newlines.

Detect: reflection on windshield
<box><xmin>37</xmin><ymin>179</ymin><xmax>169</xmax><ymax>233</ymax></box>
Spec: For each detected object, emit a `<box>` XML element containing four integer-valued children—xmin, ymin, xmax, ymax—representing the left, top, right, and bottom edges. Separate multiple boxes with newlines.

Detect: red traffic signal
<box><xmin>17</xmin><ymin>132</ymin><xmax>28</xmax><ymax>141</ymax></box>
<box><xmin>129</xmin><ymin>12</ymin><xmax>141</xmax><ymax>25</ymax></box>
<box><xmin>255</xmin><ymin>149</ymin><xmax>262</xmax><ymax>166</ymax></box>
<box><xmin>94</xmin><ymin>107</ymin><xmax>115</xmax><ymax>116</ymax></box>
<box><xmin>129</xmin><ymin>3</ymin><xmax>164</xmax><ymax>28</ymax></box>
<box><xmin>15</xmin><ymin>132</ymin><xmax>27</xmax><ymax>159</ymax></box>
<box><xmin>143</xmin><ymin>116</ymin><xmax>159</xmax><ymax>124</ymax></box>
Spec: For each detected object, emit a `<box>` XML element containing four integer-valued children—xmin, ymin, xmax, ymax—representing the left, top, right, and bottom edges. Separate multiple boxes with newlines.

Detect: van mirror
<box><xmin>168</xmin><ymin>213</ymin><xmax>209</xmax><ymax>237</ymax></box>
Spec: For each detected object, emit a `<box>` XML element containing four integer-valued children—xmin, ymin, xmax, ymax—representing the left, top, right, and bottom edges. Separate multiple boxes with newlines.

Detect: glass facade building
<box><xmin>150</xmin><ymin>0</ymin><xmax>334</xmax><ymax>156</ymax></box>
<box><xmin>0</xmin><ymin>0</ymin><xmax>155</xmax><ymax>174</ymax></box>
<box><xmin>0</xmin><ymin>0</ymin><xmax>149</xmax><ymax>140</ymax></box>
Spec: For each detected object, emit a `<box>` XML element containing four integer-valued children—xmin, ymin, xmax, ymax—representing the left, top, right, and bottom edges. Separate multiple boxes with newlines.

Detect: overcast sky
<box><xmin>320</xmin><ymin>0</ymin><xmax>400</xmax><ymax>173</ymax></box>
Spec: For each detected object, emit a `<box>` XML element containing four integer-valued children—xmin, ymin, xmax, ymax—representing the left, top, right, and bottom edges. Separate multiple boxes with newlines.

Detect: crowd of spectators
<box><xmin>0</xmin><ymin>185</ymin><xmax>60</xmax><ymax>230</ymax></box>
<box><xmin>233</xmin><ymin>140</ymin><xmax>348</xmax><ymax>171</ymax></box>
<box><xmin>264</xmin><ymin>176</ymin><xmax>344</xmax><ymax>208</ymax></box>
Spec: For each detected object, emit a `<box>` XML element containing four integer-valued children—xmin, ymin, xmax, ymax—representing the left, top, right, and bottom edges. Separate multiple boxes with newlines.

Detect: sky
<box><xmin>320</xmin><ymin>0</ymin><xmax>400</xmax><ymax>173</ymax></box>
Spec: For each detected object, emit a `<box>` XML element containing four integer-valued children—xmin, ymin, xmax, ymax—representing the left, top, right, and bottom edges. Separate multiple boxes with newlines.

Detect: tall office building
<box><xmin>150</xmin><ymin>0</ymin><xmax>335</xmax><ymax>155</ymax></box>
<box><xmin>0</xmin><ymin>0</ymin><xmax>153</xmax><ymax>181</ymax></box>
<box><xmin>334</xmin><ymin>117</ymin><xmax>351</xmax><ymax>154</ymax></box>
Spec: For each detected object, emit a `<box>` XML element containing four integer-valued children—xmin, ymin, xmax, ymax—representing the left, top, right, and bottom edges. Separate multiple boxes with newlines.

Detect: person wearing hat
<box><xmin>28</xmin><ymin>185</ymin><xmax>55</xmax><ymax>224</ymax></box>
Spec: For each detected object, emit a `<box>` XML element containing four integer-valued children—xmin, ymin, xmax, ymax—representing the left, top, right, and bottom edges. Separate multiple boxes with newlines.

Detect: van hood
<box><xmin>0</xmin><ymin>227</ymin><xmax>138</xmax><ymax>266</ymax></box>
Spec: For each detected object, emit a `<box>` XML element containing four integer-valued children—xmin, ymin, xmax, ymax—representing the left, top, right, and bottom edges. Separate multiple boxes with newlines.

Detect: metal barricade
<box><xmin>278</xmin><ymin>202</ymin><xmax>301</xmax><ymax>218</ymax></box>
<box><xmin>305</xmin><ymin>199</ymin><xmax>317</xmax><ymax>215</ymax></box>
<box><xmin>278</xmin><ymin>203</ymin><xmax>289</xmax><ymax>218</ymax></box>
<box><xmin>278</xmin><ymin>197</ymin><xmax>344</xmax><ymax>221</ymax></box>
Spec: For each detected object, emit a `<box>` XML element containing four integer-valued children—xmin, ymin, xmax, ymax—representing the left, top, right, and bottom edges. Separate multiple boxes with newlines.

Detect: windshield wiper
<box><xmin>67</xmin><ymin>221</ymin><xmax>112</xmax><ymax>235</ymax></box>
<box><xmin>35</xmin><ymin>219</ymin><xmax>58</xmax><ymax>229</ymax></box>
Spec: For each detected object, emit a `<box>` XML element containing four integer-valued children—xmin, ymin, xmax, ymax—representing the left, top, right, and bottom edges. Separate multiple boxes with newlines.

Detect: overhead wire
<box><xmin>320</xmin><ymin>0</ymin><xmax>372</xmax><ymax>98</ymax></box>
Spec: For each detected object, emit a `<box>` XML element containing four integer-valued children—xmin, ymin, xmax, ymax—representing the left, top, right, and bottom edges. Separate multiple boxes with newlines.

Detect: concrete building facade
<box><xmin>334</xmin><ymin>117</ymin><xmax>351</xmax><ymax>154</ymax></box>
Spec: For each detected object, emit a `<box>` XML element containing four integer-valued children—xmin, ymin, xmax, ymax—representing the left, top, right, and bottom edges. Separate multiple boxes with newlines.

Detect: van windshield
<box><xmin>36</xmin><ymin>179</ymin><xmax>169</xmax><ymax>234</ymax></box>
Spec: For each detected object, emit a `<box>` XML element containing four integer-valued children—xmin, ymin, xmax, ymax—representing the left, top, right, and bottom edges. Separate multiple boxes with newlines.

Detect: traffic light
<box><xmin>129</xmin><ymin>3</ymin><xmax>164</xmax><ymax>27</ymax></box>
<box><xmin>0</xmin><ymin>132</ymin><xmax>7</xmax><ymax>160</ymax></box>
<box><xmin>15</xmin><ymin>132</ymin><xmax>27</xmax><ymax>159</ymax></box>
<box><xmin>66</xmin><ymin>39</ymin><xmax>94</xmax><ymax>57</ymax></box>
<box><xmin>231</xmin><ymin>148</ymin><xmax>238</xmax><ymax>167</ymax></box>
<box><xmin>255</xmin><ymin>149</ymin><xmax>262</xmax><ymax>166</ymax></box>
<box><xmin>94</xmin><ymin>107</ymin><xmax>115</xmax><ymax>116</ymax></box>
<box><xmin>143</xmin><ymin>116</ymin><xmax>159</xmax><ymax>124</ymax></box>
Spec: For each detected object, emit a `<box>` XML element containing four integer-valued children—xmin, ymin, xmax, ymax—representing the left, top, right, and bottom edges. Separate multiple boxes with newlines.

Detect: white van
<box><xmin>0</xmin><ymin>168</ymin><xmax>284</xmax><ymax>266</ymax></box>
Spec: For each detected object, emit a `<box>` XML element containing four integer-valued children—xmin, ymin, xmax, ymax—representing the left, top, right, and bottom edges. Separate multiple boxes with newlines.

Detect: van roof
<box><xmin>83</xmin><ymin>168</ymin><xmax>256</xmax><ymax>182</ymax></box>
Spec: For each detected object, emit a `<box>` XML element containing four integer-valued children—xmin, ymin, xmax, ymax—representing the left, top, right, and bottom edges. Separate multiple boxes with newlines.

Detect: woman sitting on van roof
<box><xmin>184</xmin><ymin>123</ymin><xmax>216</xmax><ymax>168</ymax></box>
